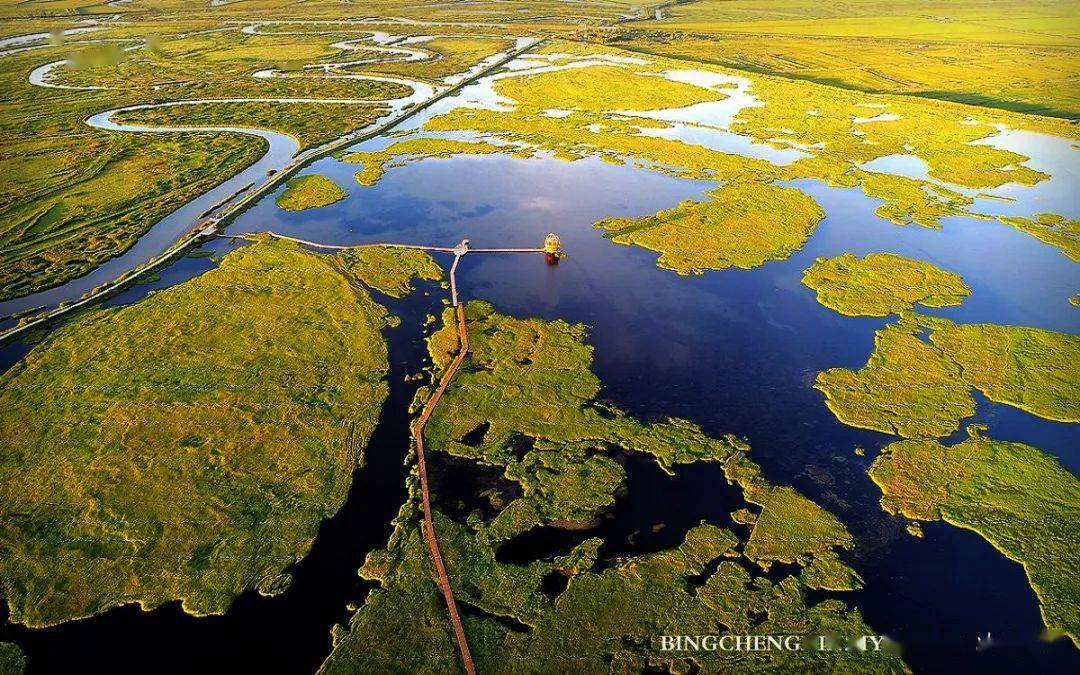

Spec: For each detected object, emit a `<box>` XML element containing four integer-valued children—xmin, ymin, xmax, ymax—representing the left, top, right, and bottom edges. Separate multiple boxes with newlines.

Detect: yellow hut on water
<box><xmin>544</xmin><ymin>233</ymin><xmax>562</xmax><ymax>264</ymax></box>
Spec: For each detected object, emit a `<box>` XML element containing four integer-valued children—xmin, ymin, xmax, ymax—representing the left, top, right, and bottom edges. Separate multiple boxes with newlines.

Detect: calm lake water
<box><xmin>2</xmin><ymin>61</ymin><xmax>1078</xmax><ymax>674</ymax></box>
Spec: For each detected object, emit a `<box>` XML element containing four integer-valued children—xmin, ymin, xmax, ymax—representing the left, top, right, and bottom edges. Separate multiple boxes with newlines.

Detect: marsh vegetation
<box><xmin>0</xmin><ymin>1</ymin><xmax>1076</xmax><ymax>672</ymax></box>
<box><xmin>0</xmin><ymin>239</ymin><xmax>397</xmax><ymax>627</ymax></box>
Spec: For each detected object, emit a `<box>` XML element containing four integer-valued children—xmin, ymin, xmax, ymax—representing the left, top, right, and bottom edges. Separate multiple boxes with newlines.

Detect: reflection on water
<box><xmin>225</xmin><ymin>125</ymin><xmax>1077</xmax><ymax>672</ymax></box>
<box><xmin>2</xmin><ymin>52</ymin><xmax>1078</xmax><ymax>675</ymax></box>
<box><xmin>860</xmin><ymin>127</ymin><xmax>1080</xmax><ymax>221</ymax></box>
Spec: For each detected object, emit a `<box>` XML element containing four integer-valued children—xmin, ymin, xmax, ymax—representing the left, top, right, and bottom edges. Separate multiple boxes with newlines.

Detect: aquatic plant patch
<box><xmin>595</xmin><ymin>181</ymin><xmax>825</xmax><ymax>275</ymax></box>
<box><xmin>0</xmin><ymin>239</ymin><xmax>393</xmax><ymax>627</ymax></box>
<box><xmin>276</xmin><ymin>174</ymin><xmax>348</xmax><ymax>211</ymax></box>
<box><xmin>817</xmin><ymin>315</ymin><xmax>1080</xmax><ymax>438</ymax></box>
<box><xmin>870</xmin><ymin>428</ymin><xmax>1079</xmax><ymax>647</ymax></box>
<box><xmin>802</xmin><ymin>252</ymin><xmax>970</xmax><ymax>317</ymax></box>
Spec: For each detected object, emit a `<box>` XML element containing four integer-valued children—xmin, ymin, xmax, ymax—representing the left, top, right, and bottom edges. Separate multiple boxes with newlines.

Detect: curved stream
<box><xmin>0</xmin><ymin>23</ymin><xmax>528</xmax><ymax>320</ymax></box>
<box><xmin>1</xmin><ymin>31</ymin><xmax>1077</xmax><ymax>675</ymax></box>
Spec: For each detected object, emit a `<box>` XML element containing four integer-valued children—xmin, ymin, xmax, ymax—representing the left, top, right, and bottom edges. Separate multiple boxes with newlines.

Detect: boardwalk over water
<box><xmin>270</xmin><ymin>232</ymin><xmax>546</xmax><ymax>675</ymax></box>
<box><xmin>4</xmin><ymin>225</ymin><xmax>549</xmax><ymax>675</ymax></box>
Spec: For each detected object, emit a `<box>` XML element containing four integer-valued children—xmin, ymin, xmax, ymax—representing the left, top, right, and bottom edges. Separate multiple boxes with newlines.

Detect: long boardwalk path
<box><xmin>274</xmin><ymin>233</ymin><xmax>543</xmax><ymax>675</ymax></box>
<box><xmin>405</xmin><ymin>239</ymin><xmax>543</xmax><ymax>675</ymax></box>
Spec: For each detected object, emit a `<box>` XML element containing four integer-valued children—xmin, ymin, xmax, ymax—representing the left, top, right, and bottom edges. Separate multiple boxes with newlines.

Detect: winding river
<box><xmin>0</xmin><ymin>23</ymin><xmax>536</xmax><ymax>321</ymax></box>
<box><xmin>0</xmin><ymin>20</ymin><xmax>1077</xmax><ymax>675</ymax></box>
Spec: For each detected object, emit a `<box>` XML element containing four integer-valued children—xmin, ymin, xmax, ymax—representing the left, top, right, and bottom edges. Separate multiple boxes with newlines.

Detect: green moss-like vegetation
<box><xmin>427</xmin><ymin>302</ymin><xmax>744</xmax><ymax>461</ymax></box>
<box><xmin>321</xmin><ymin>301</ymin><xmax>900</xmax><ymax>673</ymax></box>
<box><xmin>870</xmin><ymin>428</ymin><xmax>1080</xmax><ymax>647</ymax></box>
<box><xmin>800</xmin><ymin>550</ymin><xmax>865</xmax><ymax>591</ymax></box>
<box><xmin>0</xmin><ymin>238</ymin><xmax>393</xmax><ymax>627</ymax></box>
<box><xmin>0</xmin><ymin>643</ymin><xmax>24</xmax><ymax>675</ymax></box>
<box><xmin>497</xmin><ymin>64</ymin><xmax>725</xmax><ymax>112</ymax></box>
<box><xmin>998</xmin><ymin>213</ymin><xmax>1079</xmax><ymax>262</ymax></box>
<box><xmin>324</xmin><ymin>508</ymin><xmax>900</xmax><ymax>674</ymax></box>
<box><xmin>275</xmin><ymin>174</ymin><xmax>347</xmax><ymax>211</ymax></box>
<box><xmin>118</xmin><ymin>102</ymin><xmax>388</xmax><ymax>153</ymax></box>
<box><xmin>0</xmin><ymin>22</ymin><xmax>412</xmax><ymax>301</ymax></box>
<box><xmin>614</xmin><ymin>22</ymin><xmax>1080</xmax><ymax>120</ymax></box>
<box><xmin>927</xmin><ymin>321</ymin><xmax>1079</xmax><ymax>423</ymax></box>
<box><xmin>343</xmin><ymin>137</ymin><xmax>518</xmax><ymax>187</ymax></box>
<box><xmin>362</xmin><ymin>35</ymin><xmax>515</xmax><ymax>82</ymax></box>
<box><xmin>817</xmin><ymin>314</ymin><xmax>1079</xmax><ymax>437</ymax></box>
<box><xmin>424</xmin><ymin>99</ymin><xmax>775</xmax><ymax>183</ymax></box>
<box><xmin>742</xmin><ymin>486</ymin><xmax>853</xmax><ymax>568</ymax></box>
<box><xmin>332</xmin><ymin>246</ymin><xmax>442</xmax><ymax>298</ymax></box>
<box><xmin>733</xmin><ymin>67</ymin><xmax>1050</xmax><ymax>191</ymax></box>
<box><xmin>320</xmin><ymin>503</ymin><xmax>462</xmax><ymax>675</ymax></box>
<box><xmin>425</xmin><ymin>301</ymin><xmax>746</xmax><ymax>538</ymax></box>
<box><xmin>816</xmin><ymin>317</ymin><xmax>974</xmax><ymax>438</ymax></box>
<box><xmin>423</xmin><ymin>38</ymin><xmax>1074</xmax><ymax>251</ymax></box>
<box><xmin>596</xmin><ymin>181</ymin><xmax>824</xmax><ymax>275</ymax></box>
<box><xmin>803</xmin><ymin>252</ymin><xmax>970</xmax><ymax>317</ymax></box>
<box><xmin>0</xmin><ymin>83</ymin><xmax>265</xmax><ymax>299</ymax></box>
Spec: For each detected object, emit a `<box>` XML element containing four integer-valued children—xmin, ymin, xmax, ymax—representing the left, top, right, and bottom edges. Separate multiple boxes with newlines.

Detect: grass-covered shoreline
<box><xmin>0</xmin><ymin>239</ymin><xmax>404</xmax><ymax>627</ymax></box>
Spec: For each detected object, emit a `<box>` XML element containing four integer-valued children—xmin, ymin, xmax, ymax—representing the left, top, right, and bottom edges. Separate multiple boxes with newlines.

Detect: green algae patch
<box><xmin>803</xmin><ymin>252</ymin><xmax>970</xmax><ymax>317</ymax></box>
<box><xmin>817</xmin><ymin>314</ymin><xmax>1079</xmax><ymax>438</ymax></box>
<box><xmin>496</xmin><ymin>64</ymin><xmax>724</xmax><ymax>112</ymax></box>
<box><xmin>333</xmin><ymin>247</ymin><xmax>442</xmax><ymax>299</ymax></box>
<box><xmin>276</xmin><ymin>174</ymin><xmax>347</xmax><ymax>211</ymax></box>
<box><xmin>998</xmin><ymin>213</ymin><xmax>1080</xmax><ymax>262</ymax></box>
<box><xmin>743</xmin><ymin>486</ymin><xmax>853</xmax><ymax>569</ymax></box>
<box><xmin>0</xmin><ymin>643</ymin><xmax>24</xmax><ymax>675</ymax></box>
<box><xmin>343</xmin><ymin>137</ymin><xmax>514</xmax><ymax>187</ymax></box>
<box><xmin>0</xmin><ymin>238</ymin><xmax>392</xmax><ymax>627</ymax></box>
<box><xmin>596</xmin><ymin>182</ymin><xmax>825</xmax><ymax>275</ymax></box>
<box><xmin>322</xmin><ymin>301</ymin><xmax>902</xmax><ymax>673</ymax></box>
<box><xmin>324</xmin><ymin>513</ymin><xmax>904</xmax><ymax>674</ymax></box>
<box><xmin>927</xmin><ymin>322</ymin><xmax>1080</xmax><ymax>423</ymax></box>
<box><xmin>870</xmin><ymin>429</ymin><xmax>1080</xmax><ymax>647</ymax></box>
<box><xmin>816</xmin><ymin>318</ymin><xmax>974</xmax><ymax>438</ymax></box>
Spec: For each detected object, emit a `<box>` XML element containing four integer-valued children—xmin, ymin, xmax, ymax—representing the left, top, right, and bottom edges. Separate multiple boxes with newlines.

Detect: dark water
<box><xmin>2</xmin><ymin>103</ymin><xmax>1078</xmax><ymax>673</ymax></box>
<box><xmin>229</xmin><ymin>140</ymin><xmax>1077</xmax><ymax>673</ymax></box>
<box><xmin>492</xmin><ymin>453</ymin><xmax>749</xmax><ymax>566</ymax></box>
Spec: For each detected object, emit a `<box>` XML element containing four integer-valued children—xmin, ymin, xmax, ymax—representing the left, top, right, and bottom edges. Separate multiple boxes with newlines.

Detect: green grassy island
<box><xmin>817</xmin><ymin>315</ymin><xmax>1080</xmax><ymax>438</ymax></box>
<box><xmin>276</xmin><ymin>174</ymin><xmax>348</xmax><ymax>211</ymax></box>
<box><xmin>0</xmin><ymin>239</ymin><xmax>397</xmax><ymax>627</ymax></box>
<box><xmin>803</xmin><ymin>253</ymin><xmax>970</xmax><ymax>317</ymax></box>
<box><xmin>870</xmin><ymin>428</ymin><xmax>1079</xmax><ymax>647</ymax></box>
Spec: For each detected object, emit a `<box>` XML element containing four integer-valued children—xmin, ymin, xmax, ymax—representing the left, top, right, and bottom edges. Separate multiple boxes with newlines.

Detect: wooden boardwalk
<box><xmin>408</xmin><ymin>239</ymin><xmax>544</xmax><ymax>674</ymax></box>
<box><xmin>285</xmin><ymin>234</ymin><xmax>537</xmax><ymax>675</ymax></box>
<box><xmin>412</xmin><ymin>299</ymin><xmax>474</xmax><ymax>674</ymax></box>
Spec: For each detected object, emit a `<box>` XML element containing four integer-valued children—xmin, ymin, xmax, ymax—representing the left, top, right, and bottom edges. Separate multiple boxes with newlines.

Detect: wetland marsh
<box><xmin>0</xmin><ymin>2</ymin><xmax>1077</xmax><ymax>674</ymax></box>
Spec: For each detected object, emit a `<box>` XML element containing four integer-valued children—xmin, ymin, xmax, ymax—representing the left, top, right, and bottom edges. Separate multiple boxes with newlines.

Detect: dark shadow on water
<box><xmin>428</xmin><ymin>452</ymin><xmax>522</xmax><ymax>523</ymax></box>
<box><xmin>494</xmin><ymin>453</ymin><xmax>748</xmax><ymax>567</ymax></box>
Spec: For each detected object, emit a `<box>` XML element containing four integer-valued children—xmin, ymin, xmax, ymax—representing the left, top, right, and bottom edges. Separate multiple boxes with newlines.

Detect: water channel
<box><xmin>1</xmin><ymin>44</ymin><xmax>1078</xmax><ymax>675</ymax></box>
